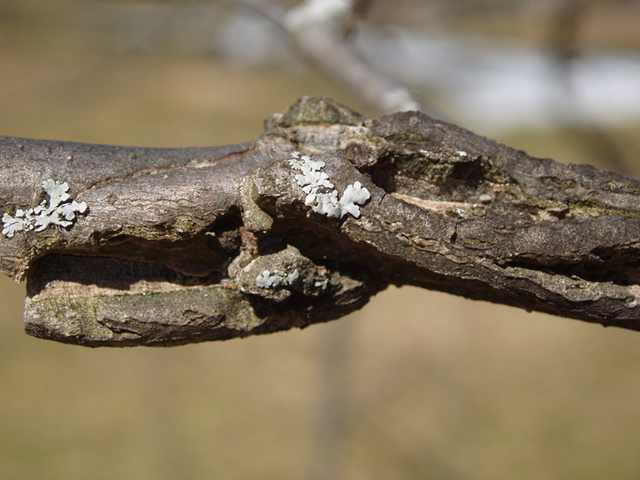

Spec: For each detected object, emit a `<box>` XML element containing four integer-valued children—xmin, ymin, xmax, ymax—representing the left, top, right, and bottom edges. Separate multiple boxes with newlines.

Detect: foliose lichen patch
<box><xmin>2</xmin><ymin>180</ymin><xmax>87</xmax><ymax>238</ymax></box>
<box><xmin>256</xmin><ymin>269</ymin><xmax>300</xmax><ymax>289</ymax></box>
<box><xmin>289</xmin><ymin>151</ymin><xmax>370</xmax><ymax>219</ymax></box>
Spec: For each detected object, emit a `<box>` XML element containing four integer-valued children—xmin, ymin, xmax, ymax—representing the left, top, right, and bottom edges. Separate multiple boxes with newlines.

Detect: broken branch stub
<box><xmin>2</xmin><ymin>96</ymin><xmax>640</xmax><ymax>347</ymax></box>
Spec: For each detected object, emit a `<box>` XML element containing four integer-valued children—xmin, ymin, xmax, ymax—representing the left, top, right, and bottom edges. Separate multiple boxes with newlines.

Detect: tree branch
<box><xmin>2</xmin><ymin>96</ymin><xmax>640</xmax><ymax>347</ymax></box>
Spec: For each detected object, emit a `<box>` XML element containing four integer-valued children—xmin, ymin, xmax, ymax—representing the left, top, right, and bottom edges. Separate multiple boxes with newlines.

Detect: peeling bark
<box><xmin>2</xmin><ymin>96</ymin><xmax>640</xmax><ymax>346</ymax></box>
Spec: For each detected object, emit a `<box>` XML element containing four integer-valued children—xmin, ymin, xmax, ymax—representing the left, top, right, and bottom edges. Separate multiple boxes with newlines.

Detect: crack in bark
<box><xmin>76</xmin><ymin>144</ymin><xmax>256</xmax><ymax>198</ymax></box>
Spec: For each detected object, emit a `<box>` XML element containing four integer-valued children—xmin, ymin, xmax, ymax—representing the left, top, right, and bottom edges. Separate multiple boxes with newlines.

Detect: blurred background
<box><xmin>2</xmin><ymin>1</ymin><xmax>640</xmax><ymax>479</ymax></box>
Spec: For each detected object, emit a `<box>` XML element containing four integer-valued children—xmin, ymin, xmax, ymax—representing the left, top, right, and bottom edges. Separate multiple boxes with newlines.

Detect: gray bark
<box><xmin>2</xmin><ymin>96</ymin><xmax>640</xmax><ymax>347</ymax></box>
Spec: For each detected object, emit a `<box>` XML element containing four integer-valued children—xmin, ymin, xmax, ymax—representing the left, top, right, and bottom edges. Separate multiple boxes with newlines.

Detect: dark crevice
<box><xmin>502</xmin><ymin>255</ymin><xmax>640</xmax><ymax>286</ymax></box>
<box><xmin>360</xmin><ymin>149</ymin><xmax>507</xmax><ymax>205</ymax></box>
<box><xmin>26</xmin><ymin>254</ymin><xmax>226</xmax><ymax>298</ymax></box>
<box><xmin>76</xmin><ymin>208</ymin><xmax>244</xmax><ymax>274</ymax></box>
<box><xmin>269</xmin><ymin>218</ymin><xmax>380</xmax><ymax>273</ymax></box>
<box><xmin>360</xmin><ymin>157</ymin><xmax>399</xmax><ymax>194</ymax></box>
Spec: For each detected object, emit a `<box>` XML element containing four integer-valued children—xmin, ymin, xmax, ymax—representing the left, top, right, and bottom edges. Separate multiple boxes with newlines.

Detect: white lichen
<box><xmin>289</xmin><ymin>151</ymin><xmax>334</xmax><ymax>206</ymax></box>
<box><xmin>289</xmin><ymin>151</ymin><xmax>370</xmax><ymax>219</ymax></box>
<box><xmin>256</xmin><ymin>268</ymin><xmax>300</xmax><ymax>289</ymax></box>
<box><xmin>339</xmin><ymin>181</ymin><xmax>371</xmax><ymax>217</ymax></box>
<box><xmin>2</xmin><ymin>180</ymin><xmax>87</xmax><ymax>238</ymax></box>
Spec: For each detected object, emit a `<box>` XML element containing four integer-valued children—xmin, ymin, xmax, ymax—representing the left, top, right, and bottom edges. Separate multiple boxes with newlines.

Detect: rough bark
<box><xmin>2</xmin><ymin>96</ymin><xmax>640</xmax><ymax>347</ymax></box>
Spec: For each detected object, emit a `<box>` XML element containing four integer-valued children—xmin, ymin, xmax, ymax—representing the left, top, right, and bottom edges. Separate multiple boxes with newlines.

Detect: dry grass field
<box><xmin>2</xmin><ymin>2</ymin><xmax>640</xmax><ymax>479</ymax></box>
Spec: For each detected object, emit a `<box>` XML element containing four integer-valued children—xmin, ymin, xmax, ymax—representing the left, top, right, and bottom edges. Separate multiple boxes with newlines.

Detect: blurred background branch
<box><xmin>234</xmin><ymin>0</ymin><xmax>439</xmax><ymax>115</ymax></box>
<box><xmin>3</xmin><ymin>0</ymin><xmax>640</xmax><ymax>137</ymax></box>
